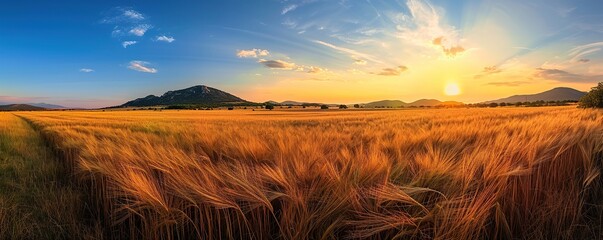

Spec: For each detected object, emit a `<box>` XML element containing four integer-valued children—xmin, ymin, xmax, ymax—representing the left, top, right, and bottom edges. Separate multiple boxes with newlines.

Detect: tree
<box><xmin>320</xmin><ymin>105</ymin><xmax>329</xmax><ymax>110</ymax></box>
<box><xmin>489</xmin><ymin>102</ymin><xmax>499</xmax><ymax>108</ymax></box>
<box><xmin>579</xmin><ymin>82</ymin><xmax>603</xmax><ymax>108</ymax></box>
<box><xmin>353</xmin><ymin>104</ymin><xmax>360</xmax><ymax>108</ymax></box>
<box><xmin>265</xmin><ymin>104</ymin><xmax>275</xmax><ymax>110</ymax></box>
<box><xmin>499</xmin><ymin>102</ymin><xmax>507</xmax><ymax>107</ymax></box>
<box><xmin>339</xmin><ymin>105</ymin><xmax>348</xmax><ymax>109</ymax></box>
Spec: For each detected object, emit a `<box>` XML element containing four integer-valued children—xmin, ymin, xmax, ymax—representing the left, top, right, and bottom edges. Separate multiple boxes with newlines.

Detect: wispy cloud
<box><xmin>122</xmin><ymin>41</ymin><xmax>137</xmax><ymax>48</ymax></box>
<box><xmin>282</xmin><ymin>4</ymin><xmax>298</xmax><ymax>15</ymax></box>
<box><xmin>101</xmin><ymin>7</ymin><xmax>145</xmax><ymax>23</ymax></box>
<box><xmin>474</xmin><ymin>65</ymin><xmax>502</xmax><ymax>79</ymax></box>
<box><xmin>79</xmin><ymin>68</ymin><xmax>94</xmax><ymax>73</ymax></box>
<box><xmin>123</xmin><ymin>10</ymin><xmax>144</xmax><ymax>20</ymax></box>
<box><xmin>258</xmin><ymin>59</ymin><xmax>296</xmax><ymax>69</ymax></box>
<box><xmin>395</xmin><ymin>0</ymin><xmax>466</xmax><ymax>58</ymax></box>
<box><xmin>354</xmin><ymin>59</ymin><xmax>367</xmax><ymax>65</ymax></box>
<box><xmin>237</xmin><ymin>49</ymin><xmax>270</xmax><ymax>58</ymax></box>
<box><xmin>306</xmin><ymin>66</ymin><xmax>325</xmax><ymax>74</ymax></box>
<box><xmin>568</xmin><ymin>42</ymin><xmax>601</xmax><ymax>63</ymax></box>
<box><xmin>282</xmin><ymin>19</ymin><xmax>297</xmax><ymax>28</ymax></box>
<box><xmin>128</xmin><ymin>61</ymin><xmax>157</xmax><ymax>73</ymax></box>
<box><xmin>372</xmin><ymin>66</ymin><xmax>408</xmax><ymax>76</ymax></box>
<box><xmin>534</xmin><ymin>68</ymin><xmax>603</xmax><ymax>82</ymax></box>
<box><xmin>129</xmin><ymin>24</ymin><xmax>152</xmax><ymax>36</ymax></box>
<box><xmin>156</xmin><ymin>35</ymin><xmax>175</xmax><ymax>43</ymax></box>
<box><xmin>312</xmin><ymin>40</ymin><xmax>384</xmax><ymax>64</ymax></box>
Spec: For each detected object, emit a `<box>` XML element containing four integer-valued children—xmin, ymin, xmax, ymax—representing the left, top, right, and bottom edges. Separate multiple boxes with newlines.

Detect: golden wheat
<box><xmin>14</xmin><ymin>107</ymin><xmax>603</xmax><ymax>239</ymax></box>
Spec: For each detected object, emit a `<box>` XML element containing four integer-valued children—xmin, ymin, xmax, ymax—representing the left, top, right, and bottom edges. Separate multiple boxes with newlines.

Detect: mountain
<box><xmin>28</xmin><ymin>103</ymin><xmax>67</xmax><ymax>109</ymax></box>
<box><xmin>280</xmin><ymin>100</ymin><xmax>307</xmax><ymax>105</ymax></box>
<box><xmin>486</xmin><ymin>87</ymin><xmax>586</xmax><ymax>103</ymax></box>
<box><xmin>363</xmin><ymin>99</ymin><xmax>464</xmax><ymax>108</ymax></box>
<box><xmin>279</xmin><ymin>100</ymin><xmax>322</xmax><ymax>106</ymax></box>
<box><xmin>407</xmin><ymin>99</ymin><xmax>443</xmax><ymax>107</ymax></box>
<box><xmin>121</xmin><ymin>85</ymin><xmax>250</xmax><ymax>107</ymax></box>
<box><xmin>0</xmin><ymin>104</ymin><xmax>45</xmax><ymax>111</ymax></box>
<box><xmin>364</xmin><ymin>100</ymin><xmax>406</xmax><ymax>108</ymax></box>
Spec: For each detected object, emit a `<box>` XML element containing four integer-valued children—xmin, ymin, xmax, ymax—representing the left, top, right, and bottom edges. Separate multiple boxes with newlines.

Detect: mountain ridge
<box><xmin>485</xmin><ymin>87</ymin><xmax>586</xmax><ymax>103</ymax></box>
<box><xmin>0</xmin><ymin>104</ymin><xmax>46</xmax><ymax>111</ymax></box>
<box><xmin>118</xmin><ymin>85</ymin><xmax>587</xmax><ymax>109</ymax></box>
<box><xmin>121</xmin><ymin>85</ymin><xmax>251</xmax><ymax>107</ymax></box>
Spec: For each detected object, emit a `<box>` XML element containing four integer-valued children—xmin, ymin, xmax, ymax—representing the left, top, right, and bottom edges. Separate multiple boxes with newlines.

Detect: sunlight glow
<box><xmin>444</xmin><ymin>83</ymin><xmax>461</xmax><ymax>96</ymax></box>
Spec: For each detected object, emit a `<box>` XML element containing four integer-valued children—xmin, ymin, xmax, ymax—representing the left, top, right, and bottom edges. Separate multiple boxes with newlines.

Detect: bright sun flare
<box><xmin>444</xmin><ymin>83</ymin><xmax>461</xmax><ymax>96</ymax></box>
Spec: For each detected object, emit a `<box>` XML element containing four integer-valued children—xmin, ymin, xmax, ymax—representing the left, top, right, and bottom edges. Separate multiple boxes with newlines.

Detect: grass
<box><xmin>5</xmin><ymin>107</ymin><xmax>603</xmax><ymax>239</ymax></box>
<box><xmin>0</xmin><ymin>113</ymin><xmax>102</xmax><ymax>239</ymax></box>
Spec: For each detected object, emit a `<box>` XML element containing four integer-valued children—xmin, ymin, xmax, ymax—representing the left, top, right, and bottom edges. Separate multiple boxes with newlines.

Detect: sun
<box><xmin>444</xmin><ymin>83</ymin><xmax>461</xmax><ymax>96</ymax></box>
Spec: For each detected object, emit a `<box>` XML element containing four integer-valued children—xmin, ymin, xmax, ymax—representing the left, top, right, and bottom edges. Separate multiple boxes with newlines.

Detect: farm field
<box><xmin>0</xmin><ymin>107</ymin><xmax>601</xmax><ymax>239</ymax></box>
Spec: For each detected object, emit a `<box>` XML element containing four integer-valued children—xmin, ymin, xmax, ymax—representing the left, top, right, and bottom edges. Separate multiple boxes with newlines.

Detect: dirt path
<box><xmin>0</xmin><ymin>113</ymin><xmax>100</xmax><ymax>239</ymax></box>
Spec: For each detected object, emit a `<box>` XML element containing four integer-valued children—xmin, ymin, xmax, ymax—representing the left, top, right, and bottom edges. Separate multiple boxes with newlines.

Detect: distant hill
<box><xmin>0</xmin><ymin>104</ymin><xmax>45</xmax><ymax>111</ymax></box>
<box><xmin>280</xmin><ymin>100</ymin><xmax>324</xmax><ymax>106</ymax></box>
<box><xmin>364</xmin><ymin>100</ymin><xmax>406</xmax><ymax>108</ymax></box>
<box><xmin>28</xmin><ymin>103</ymin><xmax>67</xmax><ymax>109</ymax></box>
<box><xmin>121</xmin><ymin>85</ymin><xmax>251</xmax><ymax>107</ymax></box>
<box><xmin>486</xmin><ymin>87</ymin><xmax>586</xmax><ymax>103</ymax></box>
<box><xmin>407</xmin><ymin>99</ymin><xmax>442</xmax><ymax>107</ymax></box>
<box><xmin>363</xmin><ymin>99</ymin><xmax>464</xmax><ymax>108</ymax></box>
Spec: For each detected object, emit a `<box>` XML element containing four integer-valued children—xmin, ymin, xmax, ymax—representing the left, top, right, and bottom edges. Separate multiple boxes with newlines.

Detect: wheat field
<box><xmin>5</xmin><ymin>107</ymin><xmax>603</xmax><ymax>239</ymax></box>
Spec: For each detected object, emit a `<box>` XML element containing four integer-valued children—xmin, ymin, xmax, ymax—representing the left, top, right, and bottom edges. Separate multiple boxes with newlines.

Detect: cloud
<box><xmin>306</xmin><ymin>66</ymin><xmax>325</xmax><ymax>74</ymax></box>
<box><xmin>578</xmin><ymin>59</ymin><xmax>590</xmax><ymax>63</ymax></box>
<box><xmin>101</xmin><ymin>7</ymin><xmax>146</xmax><ymax>24</ymax></box>
<box><xmin>373</xmin><ymin>66</ymin><xmax>408</xmax><ymax>76</ymax></box>
<box><xmin>129</xmin><ymin>24</ymin><xmax>152</xmax><ymax>36</ymax></box>
<box><xmin>128</xmin><ymin>61</ymin><xmax>157</xmax><ymax>73</ymax></box>
<box><xmin>569</xmin><ymin>42</ymin><xmax>603</xmax><ymax>56</ymax></box>
<box><xmin>483</xmin><ymin>66</ymin><xmax>501</xmax><ymax>73</ymax></box>
<box><xmin>79</xmin><ymin>68</ymin><xmax>94</xmax><ymax>73</ymax></box>
<box><xmin>237</xmin><ymin>49</ymin><xmax>270</xmax><ymax>58</ymax></box>
<box><xmin>569</xmin><ymin>47</ymin><xmax>600</xmax><ymax>63</ymax></box>
<box><xmin>474</xmin><ymin>65</ymin><xmax>502</xmax><ymax>79</ymax></box>
<box><xmin>123</xmin><ymin>10</ymin><xmax>144</xmax><ymax>20</ymax></box>
<box><xmin>354</xmin><ymin>59</ymin><xmax>367</xmax><ymax>65</ymax></box>
<box><xmin>122</xmin><ymin>41</ymin><xmax>137</xmax><ymax>48</ymax></box>
<box><xmin>156</xmin><ymin>35</ymin><xmax>175</xmax><ymax>43</ymax></box>
<box><xmin>282</xmin><ymin>4</ymin><xmax>298</xmax><ymax>15</ymax></box>
<box><xmin>533</xmin><ymin>68</ymin><xmax>603</xmax><ymax>82</ymax></box>
<box><xmin>258</xmin><ymin>59</ymin><xmax>296</xmax><ymax>69</ymax></box>
<box><xmin>432</xmin><ymin>36</ymin><xmax>465</xmax><ymax>57</ymax></box>
<box><xmin>312</xmin><ymin>40</ymin><xmax>384</xmax><ymax>64</ymax></box>
<box><xmin>486</xmin><ymin>81</ymin><xmax>529</xmax><ymax>87</ymax></box>
<box><xmin>395</xmin><ymin>0</ymin><xmax>466</xmax><ymax>58</ymax></box>
<box><xmin>282</xmin><ymin>19</ymin><xmax>297</xmax><ymax>28</ymax></box>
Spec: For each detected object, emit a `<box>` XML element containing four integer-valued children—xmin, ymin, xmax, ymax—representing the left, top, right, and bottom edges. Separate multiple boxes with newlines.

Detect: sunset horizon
<box><xmin>2</xmin><ymin>0</ymin><xmax>602</xmax><ymax>108</ymax></box>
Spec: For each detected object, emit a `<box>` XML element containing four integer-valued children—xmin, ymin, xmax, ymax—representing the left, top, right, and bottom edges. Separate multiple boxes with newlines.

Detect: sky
<box><xmin>1</xmin><ymin>0</ymin><xmax>603</xmax><ymax>108</ymax></box>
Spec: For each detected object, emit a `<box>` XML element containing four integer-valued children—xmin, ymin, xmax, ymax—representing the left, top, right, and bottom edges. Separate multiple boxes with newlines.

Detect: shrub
<box><xmin>353</xmin><ymin>104</ymin><xmax>360</xmax><ymax>108</ymax></box>
<box><xmin>265</xmin><ymin>104</ymin><xmax>275</xmax><ymax>110</ymax></box>
<box><xmin>579</xmin><ymin>82</ymin><xmax>603</xmax><ymax>108</ymax></box>
<box><xmin>339</xmin><ymin>105</ymin><xmax>348</xmax><ymax>109</ymax></box>
<box><xmin>321</xmin><ymin>105</ymin><xmax>329</xmax><ymax>110</ymax></box>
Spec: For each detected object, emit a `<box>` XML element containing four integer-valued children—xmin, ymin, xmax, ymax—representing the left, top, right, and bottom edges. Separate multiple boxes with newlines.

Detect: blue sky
<box><xmin>1</xmin><ymin>0</ymin><xmax>602</xmax><ymax>108</ymax></box>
